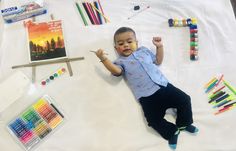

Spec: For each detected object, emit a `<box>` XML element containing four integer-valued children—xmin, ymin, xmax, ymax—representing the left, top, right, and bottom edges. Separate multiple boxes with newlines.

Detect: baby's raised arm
<box><xmin>94</xmin><ymin>49</ymin><xmax>122</xmax><ymax>76</ymax></box>
<box><xmin>152</xmin><ymin>37</ymin><xmax>164</xmax><ymax>65</ymax></box>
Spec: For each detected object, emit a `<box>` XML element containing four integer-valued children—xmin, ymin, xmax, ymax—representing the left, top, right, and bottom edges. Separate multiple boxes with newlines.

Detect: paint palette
<box><xmin>7</xmin><ymin>95</ymin><xmax>64</xmax><ymax>151</ymax></box>
<box><xmin>41</xmin><ymin>67</ymin><xmax>66</xmax><ymax>86</ymax></box>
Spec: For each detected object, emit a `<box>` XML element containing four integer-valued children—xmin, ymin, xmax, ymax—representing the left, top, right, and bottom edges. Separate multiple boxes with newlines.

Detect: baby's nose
<box><xmin>124</xmin><ymin>42</ymin><xmax>129</xmax><ymax>46</ymax></box>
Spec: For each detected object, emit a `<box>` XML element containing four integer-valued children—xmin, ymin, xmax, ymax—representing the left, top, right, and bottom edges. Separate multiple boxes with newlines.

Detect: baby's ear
<box><xmin>113</xmin><ymin>42</ymin><xmax>117</xmax><ymax>49</ymax></box>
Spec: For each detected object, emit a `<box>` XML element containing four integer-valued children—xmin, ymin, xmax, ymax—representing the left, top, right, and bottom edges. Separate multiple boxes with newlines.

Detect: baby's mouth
<box><xmin>123</xmin><ymin>49</ymin><xmax>131</xmax><ymax>52</ymax></box>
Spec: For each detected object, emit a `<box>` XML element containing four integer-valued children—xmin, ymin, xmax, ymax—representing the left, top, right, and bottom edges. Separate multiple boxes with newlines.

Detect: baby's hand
<box><xmin>95</xmin><ymin>49</ymin><xmax>107</xmax><ymax>60</ymax></box>
<box><xmin>152</xmin><ymin>37</ymin><xmax>163</xmax><ymax>48</ymax></box>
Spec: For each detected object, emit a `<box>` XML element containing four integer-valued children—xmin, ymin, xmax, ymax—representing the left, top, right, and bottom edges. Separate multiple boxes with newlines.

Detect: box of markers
<box><xmin>1</xmin><ymin>0</ymin><xmax>47</xmax><ymax>23</ymax></box>
<box><xmin>7</xmin><ymin>95</ymin><xmax>65</xmax><ymax>151</ymax></box>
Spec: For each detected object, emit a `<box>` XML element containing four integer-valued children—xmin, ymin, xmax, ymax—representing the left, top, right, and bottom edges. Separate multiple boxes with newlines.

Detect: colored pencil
<box><xmin>215</xmin><ymin>74</ymin><xmax>224</xmax><ymax>87</ymax></box>
<box><xmin>208</xmin><ymin>91</ymin><xmax>225</xmax><ymax>103</ymax></box>
<box><xmin>212</xmin><ymin>85</ymin><xmax>225</xmax><ymax>94</ymax></box>
<box><xmin>223</xmin><ymin>80</ymin><xmax>236</xmax><ymax>95</ymax></box>
<box><xmin>204</xmin><ymin>77</ymin><xmax>217</xmax><ymax>88</ymax></box>
<box><xmin>88</xmin><ymin>2</ymin><xmax>99</xmax><ymax>25</ymax></box>
<box><xmin>85</xmin><ymin>2</ymin><xmax>97</xmax><ymax>24</ymax></box>
<box><xmin>222</xmin><ymin>102</ymin><xmax>236</xmax><ymax>108</ymax></box>
<box><xmin>97</xmin><ymin>0</ymin><xmax>108</xmax><ymax>23</ymax></box>
<box><xmin>215</xmin><ymin>99</ymin><xmax>232</xmax><ymax>108</ymax></box>
<box><xmin>214</xmin><ymin>93</ymin><xmax>229</xmax><ymax>103</ymax></box>
<box><xmin>205</xmin><ymin>80</ymin><xmax>218</xmax><ymax>93</ymax></box>
<box><xmin>92</xmin><ymin>2</ymin><xmax>100</xmax><ymax>24</ymax></box>
<box><xmin>75</xmin><ymin>2</ymin><xmax>88</xmax><ymax>26</ymax></box>
<box><xmin>94</xmin><ymin>1</ymin><xmax>102</xmax><ymax>24</ymax></box>
<box><xmin>215</xmin><ymin>103</ymin><xmax>236</xmax><ymax>115</ymax></box>
<box><xmin>82</xmin><ymin>2</ymin><xmax>95</xmax><ymax>24</ymax></box>
<box><xmin>91</xmin><ymin>1</ymin><xmax>110</xmax><ymax>23</ymax></box>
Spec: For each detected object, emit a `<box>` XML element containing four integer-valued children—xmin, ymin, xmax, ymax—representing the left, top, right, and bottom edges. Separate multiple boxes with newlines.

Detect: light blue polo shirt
<box><xmin>114</xmin><ymin>46</ymin><xmax>168</xmax><ymax>100</ymax></box>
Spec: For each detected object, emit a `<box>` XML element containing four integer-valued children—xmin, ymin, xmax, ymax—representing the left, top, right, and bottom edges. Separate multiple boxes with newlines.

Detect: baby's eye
<box><xmin>128</xmin><ymin>41</ymin><xmax>133</xmax><ymax>43</ymax></box>
<box><xmin>118</xmin><ymin>43</ymin><xmax>124</xmax><ymax>46</ymax></box>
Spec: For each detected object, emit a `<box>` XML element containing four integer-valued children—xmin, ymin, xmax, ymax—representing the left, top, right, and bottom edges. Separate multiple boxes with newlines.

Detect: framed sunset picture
<box><xmin>27</xmin><ymin>20</ymin><xmax>67</xmax><ymax>62</ymax></box>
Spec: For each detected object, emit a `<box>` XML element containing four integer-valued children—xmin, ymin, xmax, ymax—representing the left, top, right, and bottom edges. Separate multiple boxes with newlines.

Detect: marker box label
<box><xmin>7</xmin><ymin>95</ymin><xmax>64</xmax><ymax>151</ymax></box>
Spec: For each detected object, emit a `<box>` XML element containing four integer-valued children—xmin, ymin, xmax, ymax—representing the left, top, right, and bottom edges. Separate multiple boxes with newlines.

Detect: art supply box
<box><xmin>6</xmin><ymin>95</ymin><xmax>65</xmax><ymax>151</ymax></box>
<box><xmin>1</xmin><ymin>0</ymin><xmax>47</xmax><ymax>23</ymax></box>
<box><xmin>0</xmin><ymin>72</ymin><xmax>65</xmax><ymax>151</ymax></box>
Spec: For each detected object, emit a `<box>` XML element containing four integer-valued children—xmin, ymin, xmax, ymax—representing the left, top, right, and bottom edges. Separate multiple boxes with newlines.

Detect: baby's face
<box><xmin>114</xmin><ymin>31</ymin><xmax>138</xmax><ymax>57</ymax></box>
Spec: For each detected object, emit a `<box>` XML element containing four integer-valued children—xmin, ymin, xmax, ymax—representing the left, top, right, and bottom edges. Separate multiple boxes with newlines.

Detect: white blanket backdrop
<box><xmin>0</xmin><ymin>0</ymin><xmax>236</xmax><ymax>151</ymax></box>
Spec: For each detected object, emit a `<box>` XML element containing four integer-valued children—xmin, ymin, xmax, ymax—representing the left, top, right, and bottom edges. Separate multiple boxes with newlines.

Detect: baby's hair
<box><xmin>113</xmin><ymin>27</ymin><xmax>136</xmax><ymax>44</ymax></box>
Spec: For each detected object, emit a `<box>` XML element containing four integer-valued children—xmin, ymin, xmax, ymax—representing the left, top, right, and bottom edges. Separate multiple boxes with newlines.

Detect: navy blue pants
<box><xmin>139</xmin><ymin>83</ymin><xmax>193</xmax><ymax>140</ymax></box>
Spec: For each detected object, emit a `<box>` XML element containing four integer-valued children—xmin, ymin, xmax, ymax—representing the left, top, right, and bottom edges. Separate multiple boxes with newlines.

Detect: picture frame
<box><xmin>27</xmin><ymin>20</ymin><xmax>67</xmax><ymax>62</ymax></box>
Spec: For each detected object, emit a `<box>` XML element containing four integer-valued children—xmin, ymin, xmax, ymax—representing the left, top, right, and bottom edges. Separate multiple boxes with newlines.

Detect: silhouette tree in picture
<box><xmin>46</xmin><ymin>40</ymin><xmax>50</xmax><ymax>51</ymax></box>
<box><xmin>51</xmin><ymin>38</ymin><xmax>56</xmax><ymax>51</ymax></box>
<box><xmin>57</xmin><ymin>36</ymin><xmax>63</xmax><ymax>48</ymax></box>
